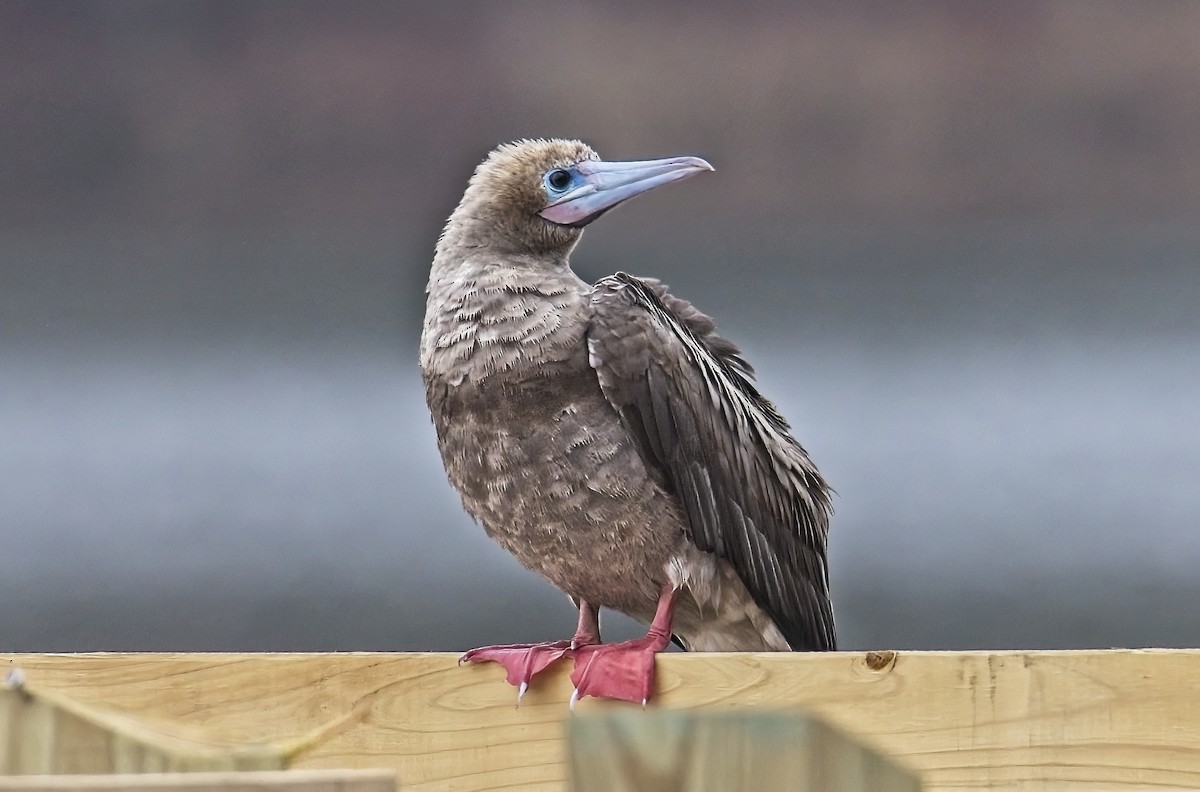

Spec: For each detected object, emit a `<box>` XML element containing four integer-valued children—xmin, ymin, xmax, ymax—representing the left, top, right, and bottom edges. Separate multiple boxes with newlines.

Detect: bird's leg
<box><xmin>569</xmin><ymin>584</ymin><xmax>677</xmax><ymax>707</ymax></box>
<box><xmin>570</xmin><ymin>600</ymin><xmax>602</xmax><ymax>648</ymax></box>
<box><xmin>459</xmin><ymin>600</ymin><xmax>602</xmax><ymax>701</ymax></box>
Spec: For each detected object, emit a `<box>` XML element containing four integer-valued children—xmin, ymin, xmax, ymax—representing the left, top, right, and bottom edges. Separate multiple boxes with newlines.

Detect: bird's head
<box><xmin>445</xmin><ymin>138</ymin><xmax>713</xmax><ymax>257</ymax></box>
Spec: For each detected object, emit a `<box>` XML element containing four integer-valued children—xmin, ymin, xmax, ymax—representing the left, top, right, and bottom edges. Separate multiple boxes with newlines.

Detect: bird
<box><xmin>420</xmin><ymin>139</ymin><xmax>834</xmax><ymax>706</ymax></box>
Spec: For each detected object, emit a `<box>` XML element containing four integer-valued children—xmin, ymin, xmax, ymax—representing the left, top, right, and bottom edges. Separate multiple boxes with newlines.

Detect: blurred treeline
<box><xmin>3</xmin><ymin>1</ymin><xmax>1198</xmax><ymax>238</ymax></box>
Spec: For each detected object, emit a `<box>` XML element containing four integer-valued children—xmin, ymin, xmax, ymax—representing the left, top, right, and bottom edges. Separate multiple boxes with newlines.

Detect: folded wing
<box><xmin>587</xmin><ymin>272</ymin><xmax>835</xmax><ymax>650</ymax></box>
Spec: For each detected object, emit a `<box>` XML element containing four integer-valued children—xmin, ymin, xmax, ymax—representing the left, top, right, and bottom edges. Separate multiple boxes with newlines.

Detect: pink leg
<box><xmin>571</xmin><ymin>600</ymin><xmax>602</xmax><ymax>647</ymax></box>
<box><xmin>569</xmin><ymin>585</ymin><xmax>677</xmax><ymax>707</ymax></box>
<box><xmin>460</xmin><ymin>600</ymin><xmax>601</xmax><ymax>701</ymax></box>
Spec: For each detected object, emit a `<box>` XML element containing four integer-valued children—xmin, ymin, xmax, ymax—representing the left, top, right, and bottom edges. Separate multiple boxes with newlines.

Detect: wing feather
<box><xmin>588</xmin><ymin>272</ymin><xmax>835</xmax><ymax>650</ymax></box>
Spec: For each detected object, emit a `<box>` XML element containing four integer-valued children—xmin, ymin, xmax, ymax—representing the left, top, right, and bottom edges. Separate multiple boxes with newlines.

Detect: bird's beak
<box><xmin>539</xmin><ymin>156</ymin><xmax>714</xmax><ymax>227</ymax></box>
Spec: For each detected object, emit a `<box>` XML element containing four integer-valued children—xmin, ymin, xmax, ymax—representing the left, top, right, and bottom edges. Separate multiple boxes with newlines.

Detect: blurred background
<box><xmin>3</xmin><ymin>1</ymin><xmax>1198</xmax><ymax>652</ymax></box>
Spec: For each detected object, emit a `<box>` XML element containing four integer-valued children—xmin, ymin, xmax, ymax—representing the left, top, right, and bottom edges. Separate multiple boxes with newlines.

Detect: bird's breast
<box><xmin>425</xmin><ymin>362</ymin><xmax>684</xmax><ymax>615</ymax></box>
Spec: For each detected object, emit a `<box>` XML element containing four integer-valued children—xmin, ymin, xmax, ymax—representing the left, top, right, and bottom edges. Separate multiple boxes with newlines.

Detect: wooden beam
<box><xmin>4</xmin><ymin>651</ymin><xmax>1200</xmax><ymax>791</ymax></box>
<box><xmin>567</xmin><ymin>710</ymin><xmax>920</xmax><ymax>791</ymax></box>
<box><xmin>0</xmin><ymin>769</ymin><xmax>395</xmax><ymax>791</ymax></box>
<box><xmin>0</xmin><ymin>682</ymin><xmax>284</xmax><ymax>774</ymax></box>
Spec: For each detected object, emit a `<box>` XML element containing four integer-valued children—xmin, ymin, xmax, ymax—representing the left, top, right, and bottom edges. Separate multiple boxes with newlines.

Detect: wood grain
<box><xmin>567</xmin><ymin>710</ymin><xmax>920</xmax><ymax>791</ymax></box>
<box><xmin>0</xmin><ymin>684</ymin><xmax>284</xmax><ymax>774</ymax></box>
<box><xmin>4</xmin><ymin>651</ymin><xmax>1200</xmax><ymax>791</ymax></box>
<box><xmin>0</xmin><ymin>769</ymin><xmax>395</xmax><ymax>791</ymax></box>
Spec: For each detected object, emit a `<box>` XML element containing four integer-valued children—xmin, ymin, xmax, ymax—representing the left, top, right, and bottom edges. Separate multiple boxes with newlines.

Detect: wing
<box><xmin>587</xmin><ymin>272</ymin><xmax>835</xmax><ymax>650</ymax></box>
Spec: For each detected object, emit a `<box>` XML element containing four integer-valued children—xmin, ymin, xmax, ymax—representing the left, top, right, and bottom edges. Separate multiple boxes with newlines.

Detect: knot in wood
<box><xmin>864</xmin><ymin>650</ymin><xmax>898</xmax><ymax>672</ymax></box>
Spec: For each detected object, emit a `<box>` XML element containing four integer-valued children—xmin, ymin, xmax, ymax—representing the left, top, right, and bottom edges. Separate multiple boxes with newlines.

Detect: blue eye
<box><xmin>546</xmin><ymin>168</ymin><xmax>572</xmax><ymax>192</ymax></box>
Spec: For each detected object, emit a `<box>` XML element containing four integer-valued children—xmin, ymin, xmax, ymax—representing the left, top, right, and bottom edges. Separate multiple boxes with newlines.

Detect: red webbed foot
<box><xmin>460</xmin><ymin>641</ymin><xmax>573</xmax><ymax>700</ymax></box>
<box><xmin>569</xmin><ymin>634</ymin><xmax>670</xmax><ymax>706</ymax></box>
<box><xmin>568</xmin><ymin>585</ymin><xmax>677</xmax><ymax>707</ymax></box>
<box><xmin>460</xmin><ymin>600</ymin><xmax>602</xmax><ymax>703</ymax></box>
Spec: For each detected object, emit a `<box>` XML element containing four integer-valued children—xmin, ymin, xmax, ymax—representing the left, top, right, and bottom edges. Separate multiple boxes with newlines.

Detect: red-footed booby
<box><xmin>420</xmin><ymin>139</ymin><xmax>834</xmax><ymax>706</ymax></box>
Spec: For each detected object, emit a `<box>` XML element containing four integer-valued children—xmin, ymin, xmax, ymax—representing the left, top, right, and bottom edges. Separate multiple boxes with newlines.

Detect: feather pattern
<box><xmin>588</xmin><ymin>272</ymin><xmax>835</xmax><ymax>650</ymax></box>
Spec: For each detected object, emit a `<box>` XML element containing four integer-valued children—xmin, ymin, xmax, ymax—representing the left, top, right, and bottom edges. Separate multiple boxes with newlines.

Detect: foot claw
<box><xmin>517</xmin><ymin>681</ymin><xmax>528</xmax><ymax>704</ymax></box>
<box><xmin>569</xmin><ymin>687</ymin><xmax>580</xmax><ymax>712</ymax></box>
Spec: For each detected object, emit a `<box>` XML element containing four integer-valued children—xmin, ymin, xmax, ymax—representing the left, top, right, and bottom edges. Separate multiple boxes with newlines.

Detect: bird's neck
<box><xmin>420</xmin><ymin>252</ymin><xmax>590</xmax><ymax>387</ymax></box>
<box><xmin>438</xmin><ymin>195</ymin><xmax>582</xmax><ymax>261</ymax></box>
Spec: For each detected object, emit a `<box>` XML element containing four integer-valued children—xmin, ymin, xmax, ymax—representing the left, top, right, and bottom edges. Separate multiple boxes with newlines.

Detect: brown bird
<box><xmin>420</xmin><ymin>139</ymin><xmax>834</xmax><ymax>705</ymax></box>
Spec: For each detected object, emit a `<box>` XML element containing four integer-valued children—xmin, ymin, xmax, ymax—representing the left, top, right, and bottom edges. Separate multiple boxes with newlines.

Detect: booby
<box><xmin>420</xmin><ymin>139</ymin><xmax>834</xmax><ymax>705</ymax></box>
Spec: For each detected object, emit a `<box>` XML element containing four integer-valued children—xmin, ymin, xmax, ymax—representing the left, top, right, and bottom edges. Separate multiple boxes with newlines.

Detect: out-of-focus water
<box><xmin>2</xmin><ymin>225</ymin><xmax>1198</xmax><ymax>651</ymax></box>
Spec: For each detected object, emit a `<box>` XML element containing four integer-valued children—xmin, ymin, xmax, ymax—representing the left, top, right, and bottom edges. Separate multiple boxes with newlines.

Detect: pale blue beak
<box><xmin>539</xmin><ymin>155</ymin><xmax>713</xmax><ymax>227</ymax></box>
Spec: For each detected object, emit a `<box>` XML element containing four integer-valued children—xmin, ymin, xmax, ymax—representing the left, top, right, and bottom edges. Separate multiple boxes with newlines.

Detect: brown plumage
<box><xmin>420</xmin><ymin>139</ymin><xmax>833</xmax><ymax>704</ymax></box>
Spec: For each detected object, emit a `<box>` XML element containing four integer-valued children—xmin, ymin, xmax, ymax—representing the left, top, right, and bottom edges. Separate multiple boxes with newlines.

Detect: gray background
<box><xmin>3</xmin><ymin>1</ymin><xmax>1198</xmax><ymax>652</ymax></box>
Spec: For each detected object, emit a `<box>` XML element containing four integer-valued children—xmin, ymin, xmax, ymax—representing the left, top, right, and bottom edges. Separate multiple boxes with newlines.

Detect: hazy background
<box><xmin>3</xmin><ymin>1</ymin><xmax>1198</xmax><ymax>652</ymax></box>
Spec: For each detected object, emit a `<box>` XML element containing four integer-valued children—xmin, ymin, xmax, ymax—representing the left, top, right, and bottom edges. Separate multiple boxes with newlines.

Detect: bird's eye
<box><xmin>546</xmin><ymin>168</ymin><xmax>572</xmax><ymax>192</ymax></box>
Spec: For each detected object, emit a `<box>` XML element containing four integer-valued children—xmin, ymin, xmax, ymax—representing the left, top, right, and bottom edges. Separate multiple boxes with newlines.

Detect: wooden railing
<box><xmin>3</xmin><ymin>650</ymin><xmax>1200</xmax><ymax>790</ymax></box>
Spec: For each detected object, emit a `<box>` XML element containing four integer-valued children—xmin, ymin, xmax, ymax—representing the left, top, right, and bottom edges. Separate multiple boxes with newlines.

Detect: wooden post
<box><xmin>0</xmin><ymin>671</ymin><xmax>397</xmax><ymax>790</ymax></box>
<box><xmin>0</xmin><ymin>681</ymin><xmax>284</xmax><ymax>774</ymax></box>
<box><xmin>0</xmin><ymin>769</ymin><xmax>396</xmax><ymax>791</ymax></box>
<box><xmin>567</xmin><ymin>710</ymin><xmax>920</xmax><ymax>792</ymax></box>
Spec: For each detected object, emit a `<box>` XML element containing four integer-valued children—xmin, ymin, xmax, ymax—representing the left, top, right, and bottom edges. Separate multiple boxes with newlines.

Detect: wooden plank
<box><xmin>567</xmin><ymin>710</ymin><xmax>920</xmax><ymax>791</ymax></box>
<box><xmin>0</xmin><ymin>682</ymin><xmax>283</xmax><ymax>774</ymax></box>
<box><xmin>0</xmin><ymin>769</ymin><xmax>395</xmax><ymax>791</ymax></box>
<box><xmin>4</xmin><ymin>651</ymin><xmax>1200</xmax><ymax>791</ymax></box>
